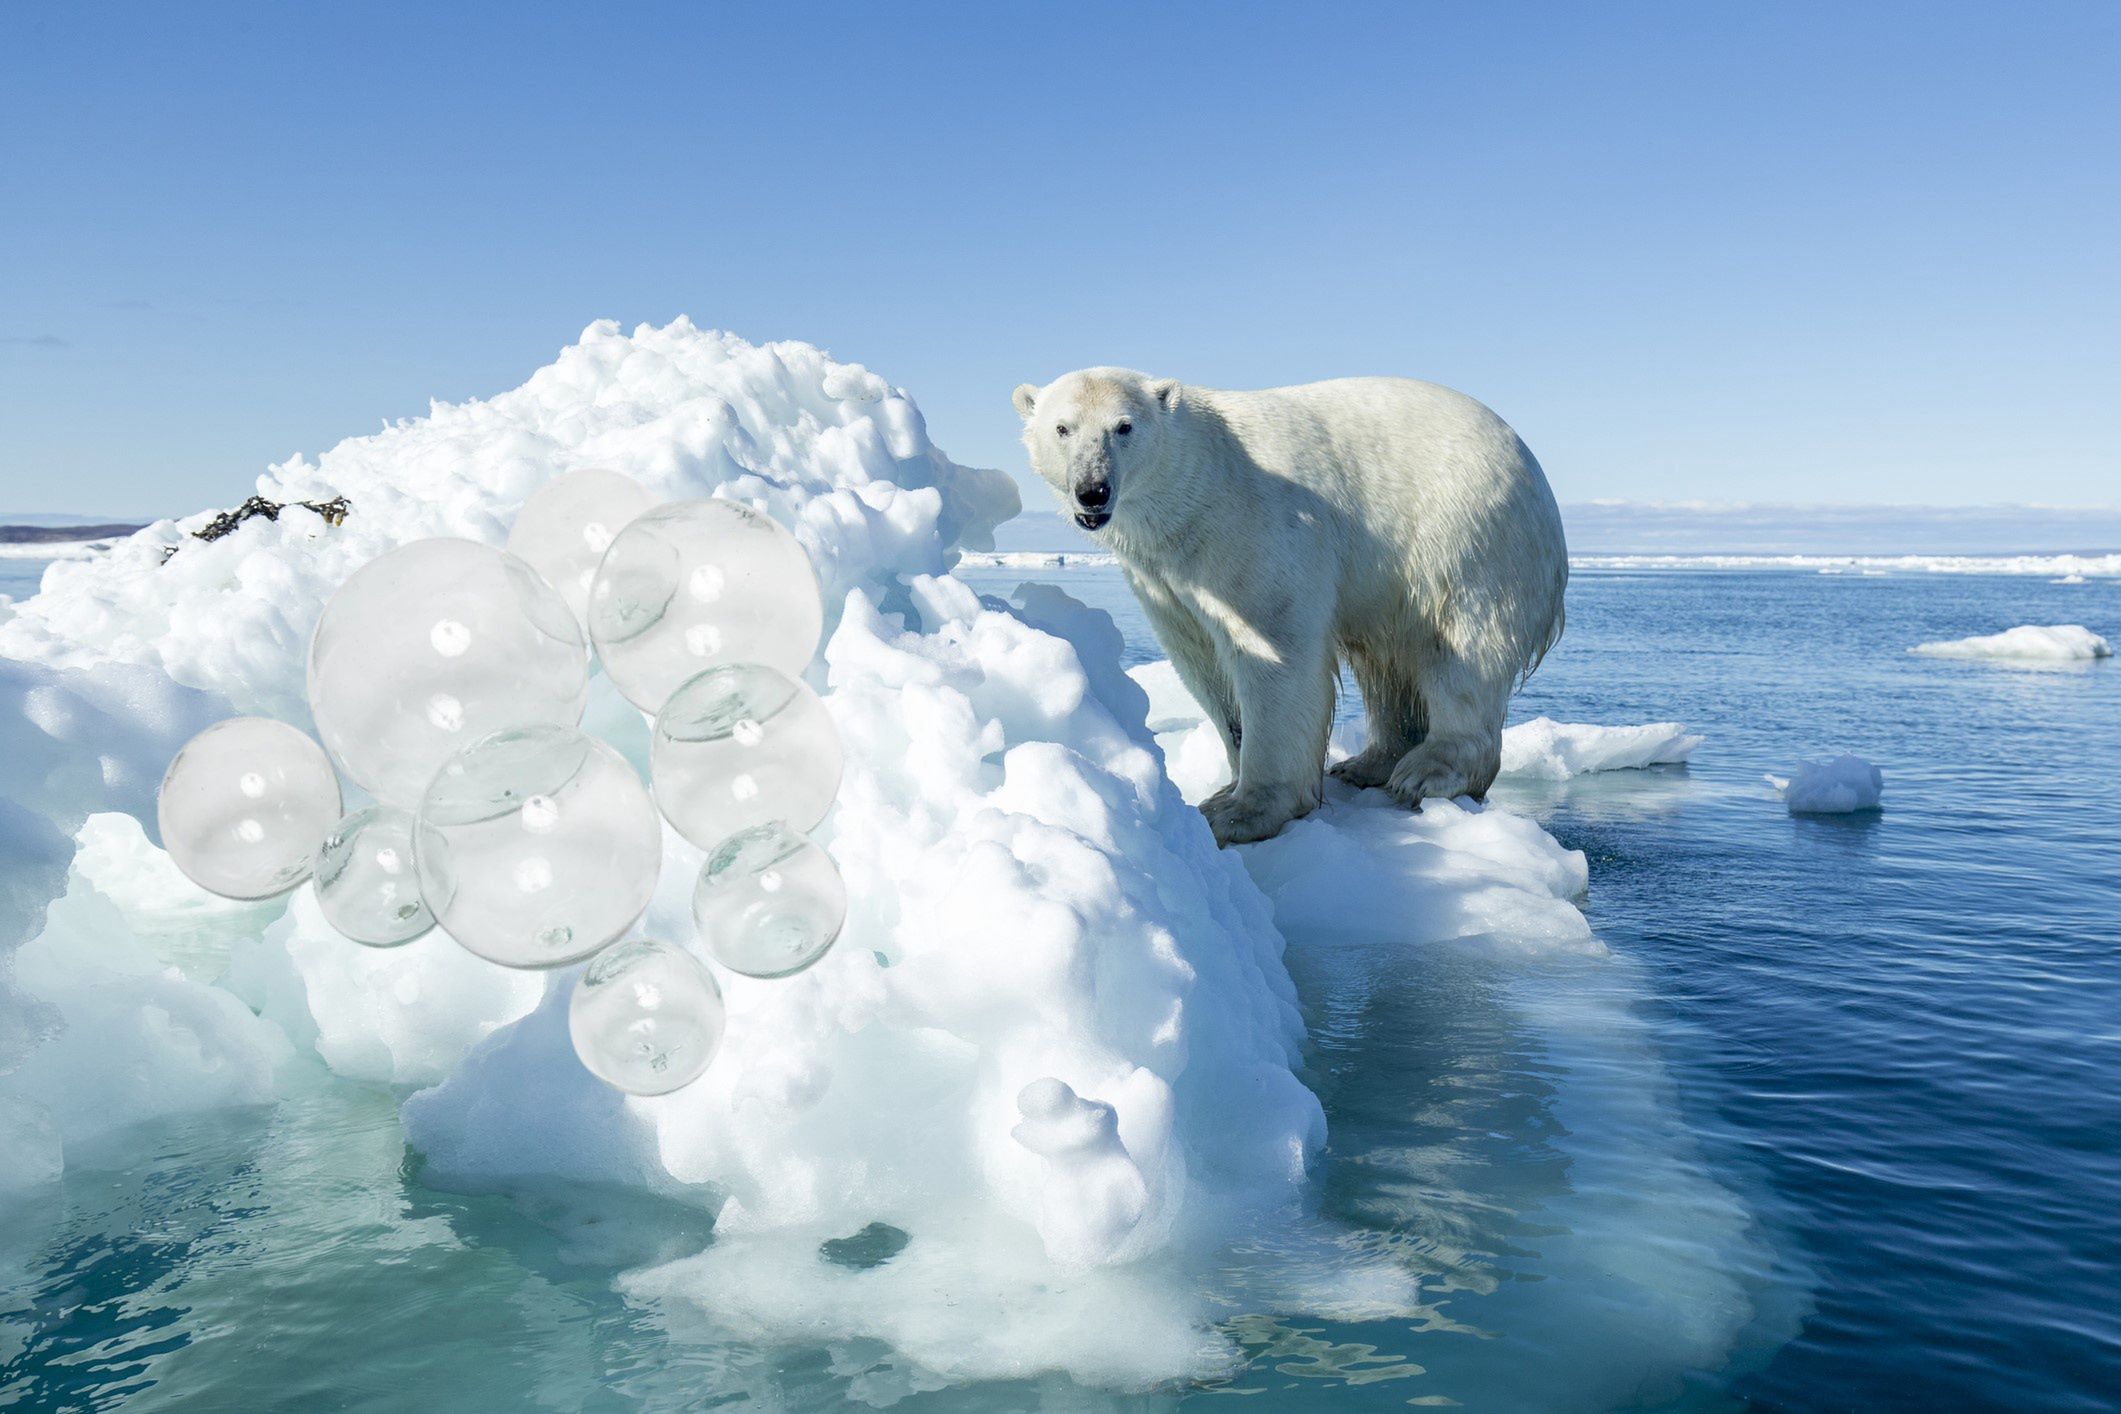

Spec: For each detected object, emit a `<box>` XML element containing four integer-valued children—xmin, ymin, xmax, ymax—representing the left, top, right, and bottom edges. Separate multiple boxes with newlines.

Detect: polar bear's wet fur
<box><xmin>1014</xmin><ymin>369</ymin><xmax>1568</xmax><ymax>845</ymax></box>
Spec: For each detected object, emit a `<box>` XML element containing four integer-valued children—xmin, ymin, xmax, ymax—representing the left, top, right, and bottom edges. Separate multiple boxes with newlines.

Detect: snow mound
<box><xmin>1499</xmin><ymin>716</ymin><xmax>1702</xmax><ymax>779</ymax></box>
<box><xmin>1768</xmin><ymin>755</ymin><xmax>1884</xmax><ymax>814</ymax></box>
<box><xmin>1910</xmin><ymin>624</ymin><xmax>2112</xmax><ymax>661</ymax></box>
<box><xmin>4</xmin><ymin>320</ymin><xmax>1351</xmax><ymax>1383</ymax></box>
<box><xmin>0</xmin><ymin>317</ymin><xmax>1018</xmax><ymax>719</ymax></box>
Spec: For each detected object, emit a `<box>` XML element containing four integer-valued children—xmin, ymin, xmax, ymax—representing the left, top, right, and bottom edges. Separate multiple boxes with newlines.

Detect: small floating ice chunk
<box><xmin>1499</xmin><ymin>717</ymin><xmax>1703</xmax><ymax>780</ymax></box>
<box><xmin>1767</xmin><ymin>755</ymin><xmax>1883</xmax><ymax>814</ymax></box>
<box><xmin>1910</xmin><ymin>624</ymin><xmax>2112</xmax><ymax>661</ymax></box>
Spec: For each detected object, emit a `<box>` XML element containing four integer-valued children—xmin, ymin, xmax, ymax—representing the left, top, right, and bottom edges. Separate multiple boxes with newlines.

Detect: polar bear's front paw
<box><xmin>1201</xmin><ymin>786</ymin><xmax>1314</xmax><ymax>846</ymax></box>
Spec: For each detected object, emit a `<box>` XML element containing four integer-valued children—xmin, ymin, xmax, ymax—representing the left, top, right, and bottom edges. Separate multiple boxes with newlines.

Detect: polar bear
<box><xmin>1013</xmin><ymin>368</ymin><xmax>1567</xmax><ymax>845</ymax></box>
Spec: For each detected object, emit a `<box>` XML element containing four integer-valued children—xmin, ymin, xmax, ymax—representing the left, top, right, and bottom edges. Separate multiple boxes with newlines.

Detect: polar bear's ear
<box><xmin>1149</xmin><ymin>379</ymin><xmax>1181</xmax><ymax>411</ymax></box>
<box><xmin>1012</xmin><ymin>383</ymin><xmax>1039</xmax><ymax>419</ymax></box>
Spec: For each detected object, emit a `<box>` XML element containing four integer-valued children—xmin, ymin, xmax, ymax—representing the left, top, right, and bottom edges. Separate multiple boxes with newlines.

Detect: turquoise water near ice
<box><xmin>5</xmin><ymin>561</ymin><xmax>2118</xmax><ymax>1410</ymax></box>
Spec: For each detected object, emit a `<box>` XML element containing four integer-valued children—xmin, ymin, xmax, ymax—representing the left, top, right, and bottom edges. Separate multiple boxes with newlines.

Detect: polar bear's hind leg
<box><xmin>1384</xmin><ymin>645</ymin><xmax>1505</xmax><ymax>808</ymax></box>
<box><xmin>1330</xmin><ymin>644</ymin><xmax>1426</xmax><ymax>789</ymax></box>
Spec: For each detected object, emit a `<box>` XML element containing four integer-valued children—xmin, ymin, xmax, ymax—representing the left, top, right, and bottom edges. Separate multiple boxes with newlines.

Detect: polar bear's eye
<box><xmin>1114</xmin><ymin>420</ymin><xmax>1132</xmax><ymax>436</ymax></box>
<box><xmin>1055</xmin><ymin>425</ymin><xmax>1070</xmax><ymax>438</ymax></box>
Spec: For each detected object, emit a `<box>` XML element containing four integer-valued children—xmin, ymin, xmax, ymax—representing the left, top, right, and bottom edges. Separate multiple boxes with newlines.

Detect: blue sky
<box><xmin>2</xmin><ymin>1</ymin><xmax>2115</xmax><ymax>518</ymax></box>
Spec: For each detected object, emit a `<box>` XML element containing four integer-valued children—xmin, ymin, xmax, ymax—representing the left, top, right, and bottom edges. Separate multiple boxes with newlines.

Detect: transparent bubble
<box><xmin>308</xmin><ymin>539</ymin><xmax>589</xmax><ymax>808</ymax></box>
<box><xmin>415</xmin><ymin>725</ymin><xmax>663</xmax><ymax>969</ymax></box>
<box><xmin>650</xmin><ymin>663</ymin><xmax>842</xmax><ymax>849</ymax></box>
<box><xmin>158</xmin><ymin>717</ymin><xmax>343</xmax><ymax>900</ymax></box>
<box><xmin>314</xmin><ymin>805</ymin><xmax>433</xmax><ymax>946</ymax></box>
<box><xmin>587</xmin><ymin>498</ymin><xmax>823</xmax><ymax>713</ymax></box>
<box><xmin>504</xmin><ymin>469</ymin><xmax>660</xmax><ymax>627</ymax></box>
<box><xmin>568</xmin><ymin>938</ymin><xmax>725</xmax><ymax>1095</ymax></box>
<box><xmin>691</xmin><ymin>822</ymin><xmax>846</xmax><ymax>978</ymax></box>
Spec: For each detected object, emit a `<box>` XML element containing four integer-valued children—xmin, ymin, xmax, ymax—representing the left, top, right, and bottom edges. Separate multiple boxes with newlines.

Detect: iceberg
<box><xmin>1910</xmin><ymin>624</ymin><xmax>2113</xmax><ymax>661</ymax></box>
<box><xmin>1</xmin><ymin>320</ymin><xmax>1777</xmax><ymax>1394</ymax></box>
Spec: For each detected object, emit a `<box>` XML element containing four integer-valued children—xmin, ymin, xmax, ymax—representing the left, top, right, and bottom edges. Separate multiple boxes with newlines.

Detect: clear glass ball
<box><xmin>587</xmin><ymin>498</ymin><xmax>823</xmax><ymax>713</ymax></box>
<box><xmin>314</xmin><ymin>805</ymin><xmax>433</xmax><ymax>946</ymax></box>
<box><xmin>504</xmin><ymin>469</ymin><xmax>660</xmax><ymax>627</ymax></box>
<box><xmin>415</xmin><ymin>725</ymin><xmax>663</xmax><ymax>969</ymax></box>
<box><xmin>308</xmin><ymin>538</ymin><xmax>589</xmax><ymax>808</ymax></box>
<box><xmin>649</xmin><ymin>663</ymin><xmax>843</xmax><ymax>849</ymax></box>
<box><xmin>158</xmin><ymin>717</ymin><xmax>343</xmax><ymax>900</ymax></box>
<box><xmin>691</xmin><ymin>822</ymin><xmax>846</xmax><ymax>978</ymax></box>
<box><xmin>568</xmin><ymin>937</ymin><xmax>725</xmax><ymax>1095</ymax></box>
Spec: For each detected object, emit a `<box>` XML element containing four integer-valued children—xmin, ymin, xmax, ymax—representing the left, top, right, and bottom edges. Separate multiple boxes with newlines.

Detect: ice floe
<box><xmin>1910</xmin><ymin>624</ymin><xmax>2112</xmax><ymax>661</ymax></box>
<box><xmin>1498</xmin><ymin>716</ymin><xmax>1702</xmax><ymax>779</ymax></box>
<box><xmin>1130</xmin><ymin>662</ymin><xmax>1702</xmax><ymax>800</ymax></box>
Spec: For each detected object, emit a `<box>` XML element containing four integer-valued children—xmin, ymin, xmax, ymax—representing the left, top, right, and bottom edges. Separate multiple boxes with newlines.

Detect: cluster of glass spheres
<box><xmin>155</xmin><ymin>471</ymin><xmax>848</xmax><ymax>1095</ymax></box>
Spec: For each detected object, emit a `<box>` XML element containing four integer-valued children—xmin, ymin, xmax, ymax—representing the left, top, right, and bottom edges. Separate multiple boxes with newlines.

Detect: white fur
<box><xmin>1014</xmin><ymin>368</ymin><xmax>1567</xmax><ymax>844</ymax></box>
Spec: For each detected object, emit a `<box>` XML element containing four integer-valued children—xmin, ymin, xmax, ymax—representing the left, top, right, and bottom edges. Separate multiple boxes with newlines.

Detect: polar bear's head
<box><xmin>1012</xmin><ymin>368</ymin><xmax>1180</xmax><ymax>533</ymax></box>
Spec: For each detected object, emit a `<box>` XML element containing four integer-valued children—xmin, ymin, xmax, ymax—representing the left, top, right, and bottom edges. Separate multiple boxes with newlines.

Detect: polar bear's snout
<box><xmin>1072</xmin><ymin>475</ymin><xmax>1113</xmax><ymax>530</ymax></box>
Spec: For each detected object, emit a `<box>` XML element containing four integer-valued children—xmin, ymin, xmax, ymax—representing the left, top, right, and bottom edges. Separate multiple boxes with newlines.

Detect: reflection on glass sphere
<box><xmin>314</xmin><ymin>805</ymin><xmax>433</xmax><ymax>946</ymax></box>
<box><xmin>568</xmin><ymin>937</ymin><xmax>725</xmax><ymax>1095</ymax></box>
<box><xmin>691</xmin><ymin>821</ymin><xmax>846</xmax><ymax>978</ymax></box>
<box><xmin>587</xmin><ymin>498</ymin><xmax>823</xmax><ymax>713</ymax></box>
<box><xmin>504</xmin><ymin>469</ymin><xmax>660</xmax><ymax>626</ymax></box>
<box><xmin>308</xmin><ymin>538</ymin><xmax>588</xmax><ymax>808</ymax></box>
<box><xmin>158</xmin><ymin>717</ymin><xmax>343</xmax><ymax>899</ymax></box>
<box><xmin>650</xmin><ymin>663</ymin><xmax>842</xmax><ymax>849</ymax></box>
<box><xmin>415</xmin><ymin>725</ymin><xmax>661</xmax><ymax>969</ymax></box>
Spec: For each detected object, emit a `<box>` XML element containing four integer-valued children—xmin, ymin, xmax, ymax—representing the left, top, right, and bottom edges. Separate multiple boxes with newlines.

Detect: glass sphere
<box><xmin>691</xmin><ymin>822</ymin><xmax>846</xmax><ymax>978</ymax></box>
<box><xmin>314</xmin><ymin>805</ymin><xmax>433</xmax><ymax>946</ymax></box>
<box><xmin>415</xmin><ymin>725</ymin><xmax>663</xmax><ymax>969</ymax></box>
<box><xmin>587</xmin><ymin>498</ymin><xmax>823</xmax><ymax>713</ymax></box>
<box><xmin>308</xmin><ymin>538</ymin><xmax>589</xmax><ymax>808</ymax></box>
<box><xmin>569</xmin><ymin>938</ymin><xmax>725</xmax><ymax>1095</ymax></box>
<box><xmin>158</xmin><ymin>717</ymin><xmax>343</xmax><ymax>900</ymax></box>
<box><xmin>649</xmin><ymin>663</ymin><xmax>843</xmax><ymax>849</ymax></box>
<box><xmin>504</xmin><ymin>469</ymin><xmax>660</xmax><ymax>626</ymax></box>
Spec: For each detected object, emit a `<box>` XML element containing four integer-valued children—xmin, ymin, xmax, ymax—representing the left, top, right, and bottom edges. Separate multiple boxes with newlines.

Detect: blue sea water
<box><xmin>0</xmin><ymin>558</ymin><xmax>52</xmax><ymax>604</ymax></box>
<box><xmin>4</xmin><ymin>560</ymin><xmax>2118</xmax><ymax>1410</ymax></box>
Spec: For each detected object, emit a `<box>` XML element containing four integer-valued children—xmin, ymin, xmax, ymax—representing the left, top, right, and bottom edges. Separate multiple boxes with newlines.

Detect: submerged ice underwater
<box><xmin>3</xmin><ymin>322</ymin><xmax>2118</xmax><ymax>1410</ymax></box>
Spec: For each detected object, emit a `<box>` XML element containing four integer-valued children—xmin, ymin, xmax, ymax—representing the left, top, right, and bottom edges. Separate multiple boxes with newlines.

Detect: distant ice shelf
<box><xmin>1576</xmin><ymin>551</ymin><xmax>2121</xmax><ymax>577</ymax></box>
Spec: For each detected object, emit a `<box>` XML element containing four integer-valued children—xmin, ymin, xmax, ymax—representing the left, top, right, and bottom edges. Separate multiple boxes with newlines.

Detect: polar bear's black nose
<box><xmin>1077</xmin><ymin>479</ymin><xmax>1111</xmax><ymax>510</ymax></box>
